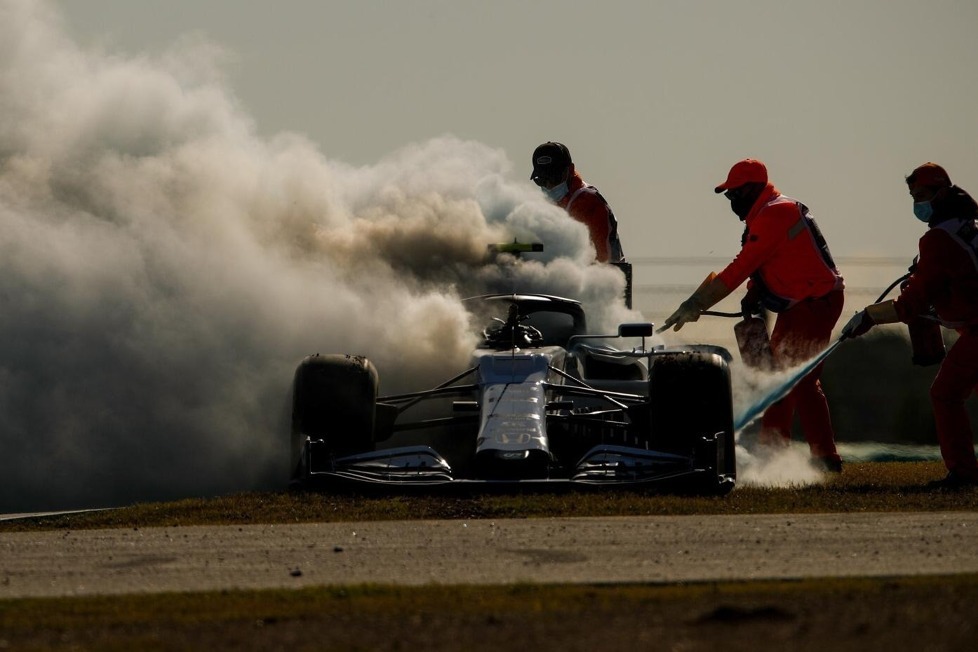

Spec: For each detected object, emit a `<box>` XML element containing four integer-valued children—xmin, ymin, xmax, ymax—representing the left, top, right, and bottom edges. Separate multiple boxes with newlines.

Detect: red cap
<box><xmin>906</xmin><ymin>162</ymin><xmax>951</xmax><ymax>189</ymax></box>
<box><xmin>714</xmin><ymin>159</ymin><xmax>768</xmax><ymax>193</ymax></box>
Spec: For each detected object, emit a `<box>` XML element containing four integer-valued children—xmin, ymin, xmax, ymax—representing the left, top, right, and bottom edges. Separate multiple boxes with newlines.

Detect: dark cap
<box><xmin>530</xmin><ymin>142</ymin><xmax>572</xmax><ymax>183</ymax></box>
<box><xmin>714</xmin><ymin>158</ymin><xmax>768</xmax><ymax>193</ymax></box>
<box><xmin>906</xmin><ymin>162</ymin><xmax>951</xmax><ymax>189</ymax></box>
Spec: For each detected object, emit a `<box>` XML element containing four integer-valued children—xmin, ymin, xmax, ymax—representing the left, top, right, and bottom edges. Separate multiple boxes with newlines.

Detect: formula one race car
<box><xmin>289</xmin><ymin>291</ymin><xmax>737</xmax><ymax>494</ymax></box>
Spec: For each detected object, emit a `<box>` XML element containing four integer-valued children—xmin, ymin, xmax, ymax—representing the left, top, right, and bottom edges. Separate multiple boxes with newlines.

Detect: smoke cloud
<box><xmin>730</xmin><ymin>359</ymin><xmax>833</xmax><ymax>487</ymax></box>
<box><xmin>0</xmin><ymin>1</ymin><xmax>637</xmax><ymax>511</ymax></box>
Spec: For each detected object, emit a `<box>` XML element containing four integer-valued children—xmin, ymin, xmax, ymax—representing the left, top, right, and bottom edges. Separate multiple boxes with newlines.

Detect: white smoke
<box><xmin>729</xmin><ymin>360</ymin><xmax>831</xmax><ymax>487</ymax></box>
<box><xmin>0</xmin><ymin>1</ymin><xmax>637</xmax><ymax>511</ymax></box>
<box><xmin>736</xmin><ymin>442</ymin><xmax>824</xmax><ymax>487</ymax></box>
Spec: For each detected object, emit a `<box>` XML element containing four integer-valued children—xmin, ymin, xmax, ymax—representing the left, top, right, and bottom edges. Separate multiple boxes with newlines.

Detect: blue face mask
<box><xmin>913</xmin><ymin>201</ymin><xmax>933</xmax><ymax>223</ymax></box>
<box><xmin>544</xmin><ymin>180</ymin><xmax>569</xmax><ymax>202</ymax></box>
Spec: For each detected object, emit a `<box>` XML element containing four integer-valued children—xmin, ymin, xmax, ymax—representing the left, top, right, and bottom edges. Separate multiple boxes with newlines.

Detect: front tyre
<box><xmin>290</xmin><ymin>354</ymin><xmax>379</xmax><ymax>482</ymax></box>
<box><xmin>648</xmin><ymin>351</ymin><xmax>736</xmax><ymax>494</ymax></box>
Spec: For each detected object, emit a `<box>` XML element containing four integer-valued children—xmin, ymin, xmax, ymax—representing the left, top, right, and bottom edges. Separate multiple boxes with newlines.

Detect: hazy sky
<box><xmin>58</xmin><ymin>0</ymin><xmax>978</xmax><ymax>265</ymax></box>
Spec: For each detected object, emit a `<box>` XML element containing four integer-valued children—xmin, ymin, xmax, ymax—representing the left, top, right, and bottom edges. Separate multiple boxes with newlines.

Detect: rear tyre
<box><xmin>648</xmin><ymin>351</ymin><xmax>736</xmax><ymax>494</ymax></box>
<box><xmin>290</xmin><ymin>354</ymin><xmax>379</xmax><ymax>481</ymax></box>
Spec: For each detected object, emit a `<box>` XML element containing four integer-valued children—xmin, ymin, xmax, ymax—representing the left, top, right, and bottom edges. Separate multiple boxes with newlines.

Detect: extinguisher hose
<box><xmin>702</xmin><ymin>310</ymin><xmax>742</xmax><ymax>318</ymax></box>
<box><xmin>874</xmin><ymin>273</ymin><xmax>911</xmax><ymax>303</ymax></box>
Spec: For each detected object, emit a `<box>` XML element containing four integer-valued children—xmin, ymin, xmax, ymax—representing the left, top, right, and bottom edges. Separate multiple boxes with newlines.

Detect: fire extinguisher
<box><xmin>899</xmin><ymin>266</ymin><xmax>946</xmax><ymax>367</ymax></box>
<box><xmin>734</xmin><ymin>315</ymin><xmax>774</xmax><ymax>370</ymax></box>
<box><xmin>907</xmin><ymin>316</ymin><xmax>945</xmax><ymax>366</ymax></box>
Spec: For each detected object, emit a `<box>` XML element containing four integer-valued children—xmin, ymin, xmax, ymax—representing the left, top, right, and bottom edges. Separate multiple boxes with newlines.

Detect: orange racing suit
<box><xmin>717</xmin><ymin>184</ymin><xmax>845</xmax><ymax>463</ymax></box>
<box><xmin>893</xmin><ymin>187</ymin><xmax>978</xmax><ymax>481</ymax></box>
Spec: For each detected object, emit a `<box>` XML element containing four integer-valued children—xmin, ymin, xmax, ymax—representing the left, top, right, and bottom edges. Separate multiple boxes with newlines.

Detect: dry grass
<box><xmin>2</xmin><ymin>575</ymin><xmax>978</xmax><ymax>651</ymax></box>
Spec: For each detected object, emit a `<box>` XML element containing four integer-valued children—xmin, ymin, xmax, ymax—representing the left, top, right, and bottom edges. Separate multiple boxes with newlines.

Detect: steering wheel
<box><xmin>520</xmin><ymin>324</ymin><xmax>543</xmax><ymax>343</ymax></box>
<box><xmin>483</xmin><ymin>309</ymin><xmax>543</xmax><ymax>347</ymax></box>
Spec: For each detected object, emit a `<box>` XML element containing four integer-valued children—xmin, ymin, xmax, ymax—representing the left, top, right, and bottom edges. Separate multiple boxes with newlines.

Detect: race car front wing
<box><xmin>296</xmin><ymin>435</ymin><xmax>733</xmax><ymax>492</ymax></box>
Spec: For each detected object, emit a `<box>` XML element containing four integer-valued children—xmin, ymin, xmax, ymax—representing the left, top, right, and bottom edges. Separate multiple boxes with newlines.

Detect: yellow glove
<box><xmin>662</xmin><ymin>299</ymin><xmax>704</xmax><ymax>332</ymax></box>
<box><xmin>865</xmin><ymin>300</ymin><xmax>899</xmax><ymax>324</ymax></box>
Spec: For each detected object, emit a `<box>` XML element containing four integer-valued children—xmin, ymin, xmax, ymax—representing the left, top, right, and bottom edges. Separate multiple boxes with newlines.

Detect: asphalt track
<box><xmin>2</xmin><ymin>512</ymin><xmax>977</xmax><ymax>598</ymax></box>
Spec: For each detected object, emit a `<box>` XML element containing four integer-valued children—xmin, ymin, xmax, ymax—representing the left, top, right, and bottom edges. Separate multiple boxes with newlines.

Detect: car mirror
<box><xmin>617</xmin><ymin>323</ymin><xmax>654</xmax><ymax>338</ymax></box>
